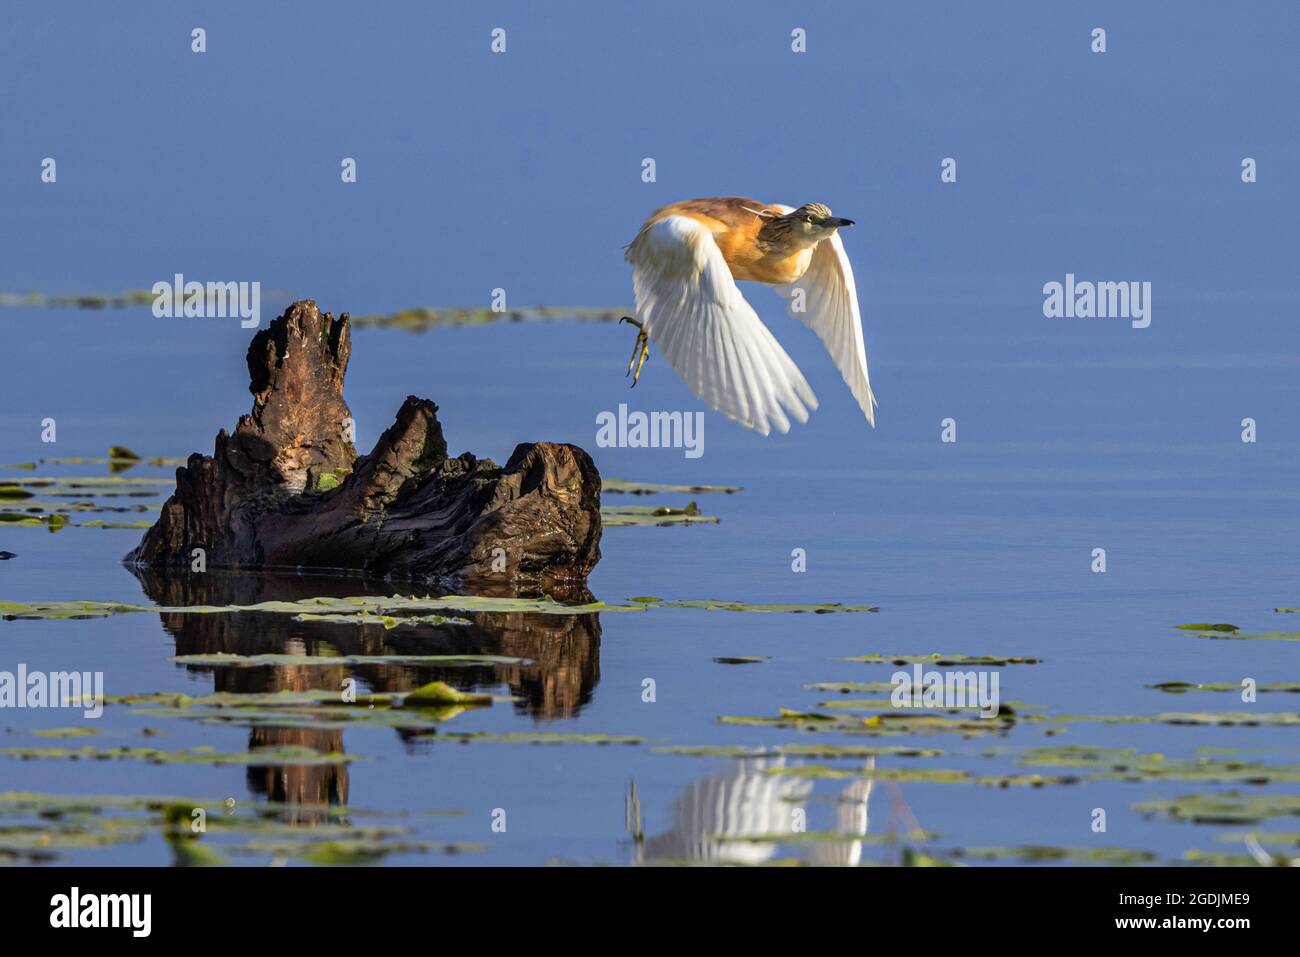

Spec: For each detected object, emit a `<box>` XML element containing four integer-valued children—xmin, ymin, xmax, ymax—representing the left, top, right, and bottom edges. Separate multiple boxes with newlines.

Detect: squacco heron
<box><xmin>621</xmin><ymin>196</ymin><xmax>877</xmax><ymax>435</ymax></box>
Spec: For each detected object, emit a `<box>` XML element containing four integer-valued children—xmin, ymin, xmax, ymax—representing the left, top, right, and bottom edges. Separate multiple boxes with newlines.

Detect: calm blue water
<box><xmin>1</xmin><ymin>1</ymin><xmax>1298</xmax><ymax>865</ymax></box>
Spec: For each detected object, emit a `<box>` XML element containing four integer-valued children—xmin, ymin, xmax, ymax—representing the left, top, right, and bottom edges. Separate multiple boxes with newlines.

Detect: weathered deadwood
<box><xmin>126</xmin><ymin>299</ymin><xmax>602</xmax><ymax>599</ymax></box>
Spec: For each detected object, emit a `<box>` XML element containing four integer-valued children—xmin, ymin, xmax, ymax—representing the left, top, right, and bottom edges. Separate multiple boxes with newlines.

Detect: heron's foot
<box><xmin>622</xmin><ymin>317</ymin><xmax>650</xmax><ymax>386</ymax></box>
<box><xmin>629</xmin><ymin>334</ymin><xmax>649</xmax><ymax>387</ymax></box>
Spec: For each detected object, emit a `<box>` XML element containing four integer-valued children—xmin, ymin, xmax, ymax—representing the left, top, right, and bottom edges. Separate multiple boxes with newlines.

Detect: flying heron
<box><xmin>621</xmin><ymin>196</ymin><xmax>876</xmax><ymax>435</ymax></box>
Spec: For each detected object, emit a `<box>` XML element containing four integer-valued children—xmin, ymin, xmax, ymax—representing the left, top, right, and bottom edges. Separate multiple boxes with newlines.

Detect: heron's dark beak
<box><xmin>825</xmin><ymin>217</ymin><xmax>855</xmax><ymax>228</ymax></box>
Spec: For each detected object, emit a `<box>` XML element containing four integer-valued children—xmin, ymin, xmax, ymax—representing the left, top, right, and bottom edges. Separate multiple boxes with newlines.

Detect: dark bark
<box><xmin>125</xmin><ymin>300</ymin><xmax>602</xmax><ymax>599</ymax></box>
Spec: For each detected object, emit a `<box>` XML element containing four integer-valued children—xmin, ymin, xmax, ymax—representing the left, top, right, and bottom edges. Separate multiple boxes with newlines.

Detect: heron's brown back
<box><xmin>639</xmin><ymin>196</ymin><xmax>810</xmax><ymax>285</ymax></box>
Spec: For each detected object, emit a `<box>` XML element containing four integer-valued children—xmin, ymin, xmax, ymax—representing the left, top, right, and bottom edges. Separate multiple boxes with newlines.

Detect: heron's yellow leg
<box><xmin>630</xmin><ymin>334</ymin><xmax>649</xmax><ymax>387</ymax></box>
<box><xmin>620</xmin><ymin>316</ymin><xmax>650</xmax><ymax>386</ymax></box>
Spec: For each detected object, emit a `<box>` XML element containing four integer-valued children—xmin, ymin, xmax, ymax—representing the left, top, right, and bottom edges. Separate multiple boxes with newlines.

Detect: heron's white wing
<box><xmin>626</xmin><ymin>215</ymin><xmax>817</xmax><ymax>435</ymax></box>
<box><xmin>774</xmin><ymin>232</ymin><xmax>877</xmax><ymax>427</ymax></box>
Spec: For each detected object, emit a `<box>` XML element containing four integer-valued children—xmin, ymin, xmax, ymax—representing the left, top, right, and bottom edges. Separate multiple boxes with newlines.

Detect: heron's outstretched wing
<box><xmin>625</xmin><ymin>215</ymin><xmax>817</xmax><ymax>435</ymax></box>
<box><xmin>774</xmin><ymin>232</ymin><xmax>877</xmax><ymax>427</ymax></box>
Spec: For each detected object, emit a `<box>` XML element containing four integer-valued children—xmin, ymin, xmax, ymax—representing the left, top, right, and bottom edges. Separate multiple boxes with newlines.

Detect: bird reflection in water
<box><xmin>628</xmin><ymin>758</ymin><xmax>875</xmax><ymax>866</ymax></box>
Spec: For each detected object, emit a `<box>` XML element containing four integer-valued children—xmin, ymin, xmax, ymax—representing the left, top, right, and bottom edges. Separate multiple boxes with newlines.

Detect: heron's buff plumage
<box><xmin>629</xmin><ymin>196</ymin><xmax>817</xmax><ymax>285</ymax></box>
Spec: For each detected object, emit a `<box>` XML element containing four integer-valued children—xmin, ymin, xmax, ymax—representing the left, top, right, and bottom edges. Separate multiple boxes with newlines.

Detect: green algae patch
<box><xmin>1</xmin><ymin>599</ymin><xmax>153</xmax><ymax>620</ymax></box>
<box><xmin>602</xmin><ymin>478</ymin><xmax>743</xmax><ymax>496</ymax></box>
<box><xmin>350</xmin><ymin>304</ymin><xmax>627</xmax><ymax>332</ymax></box>
<box><xmin>0</xmin><ymin>823</ymin><xmax>146</xmax><ymax>862</ymax></box>
<box><xmin>643</xmin><ymin>598</ymin><xmax>877</xmax><ymax>614</ymax></box>
<box><xmin>708</xmin><ymin>829</ymin><xmax>936</xmax><ymax>846</ymax></box>
<box><xmin>602</xmin><ymin>502</ymin><xmax>719</xmax><ymax>527</ymax></box>
<box><xmin>1017</xmin><ymin>745</ymin><xmax>1300</xmax><ymax>784</ymax></box>
<box><xmin>948</xmin><ymin>845</ymin><xmax>1157</xmax><ymax>865</ymax></box>
<box><xmin>0</xmin><ymin>512</ymin><xmax>70</xmax><ymax>530</ymax></box>
<box><xmin>718</xmin><ymin>708</ymin><xmax>1014</xmax><ymax>737</ymax></box>
<box><xmin>1033</xmin><ymin>711</ymin><xmax>1300</xmax><ymax>728</ymax></box>
<box><xmin>836</xmin><ymin>653</ymin><xmax>1040</xmax><ymax>666</ymax></box>
<box><xmin>1148</xmin><ymin>680</ymin><xmax>1300</xmax><ymax>694</ymax></box>
<box><xmin>0</xmin><ymin>787</ymin><xmax>467</xmax><ymax>865</ymax></box>
<box><xmin>31</xmin><ymin>727</ymin><xmax>100</xmax><ymax>739</ymax></box>
<box><xmin>171</xmin><ymin>652</ymin><xmax>527</xmax><ymax>668</ymax></box>
<box><xmin>1177</xmin><ymin>622</ymin><xmax>1300</xmax><ymax>642</ymax></box>
<box><xmin>0</xmin><ymin>476</ymin><xmax>173</xmax><ymax>488</ymax></box>
<box><xmin>234</xmin><ymin>838</ymin><xmax>483</xmax><ymax>864</ymax></box>
<box><xmin>435</xmin><ymin>731</ymin><xmax>644</xmax><ymax>746</ymax></box>
<box><xmin>805</xmin><ymin>681</ymin><xmax>899</xmax><ymax>694</ymax></box>
<box><xmin>0</xmin><ymin>744</ymin><xmax>366</xmax><ymax>766</ymax></box>
<box><xmin>3</xmin><ymin>593</ymin><xmax>879</xmax><ymax>624</ymax></box>
<box><xmin>403</xmin><ymin>681</ymin><xmax>492</xmax><ymax>708</ymax></box>
<box><xmin>763</xmin><ymin>764</ymin><xmax>1079</xmax><ymax>787</ymax></box>
<box><xmin>1134</xmin><ymin>791</ymin><xmax>1300</xmax><ymax>825</ymax></box>
<box><xmin>654</xmin><ymin>743</ymin><xmax>942</xmax><ymax>759</ymax></box>
<box><xmin>289</xmin><ymin>612</ymin><xmax>472</xmax><ymax>628</ymax></box>
<box><xmin>106</xmin><ymin>688</ymin><xmax>512</xmax><ymax>731</ymax></box>
<box><xmin>0</xmin><ymin>593</ymin><xmax>644</xmax><ymax>622</ymax></box>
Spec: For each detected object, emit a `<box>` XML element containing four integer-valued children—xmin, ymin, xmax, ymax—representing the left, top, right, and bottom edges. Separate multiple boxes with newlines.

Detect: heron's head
<box><xmin>757</xmin><ymin>203</ymin><xmax>855</xmax><ymax>248</ymax></box>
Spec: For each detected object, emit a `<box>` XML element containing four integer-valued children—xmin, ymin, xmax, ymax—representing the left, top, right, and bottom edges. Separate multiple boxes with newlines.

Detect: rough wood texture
<box><xmin>126</xmin><ymin>300</ymin><xmax>602</xmax><ymax>599</ymax></box>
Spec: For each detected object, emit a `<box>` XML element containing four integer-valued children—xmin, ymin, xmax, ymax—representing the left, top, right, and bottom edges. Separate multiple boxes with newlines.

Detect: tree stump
<box><xmin>125</xmin><ymin>300</ymin><xmax>602</xmax><ymax>599</ymax></box>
